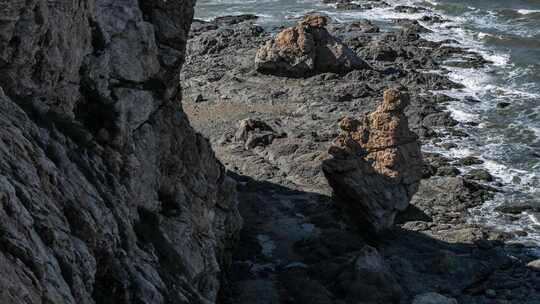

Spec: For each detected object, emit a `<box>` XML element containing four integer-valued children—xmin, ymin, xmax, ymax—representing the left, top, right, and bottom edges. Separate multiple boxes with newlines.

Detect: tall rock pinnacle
<box><xmin>323</xmin><ymin>89</ymin><xmax>424</xmax><ymax>233</ymax></box>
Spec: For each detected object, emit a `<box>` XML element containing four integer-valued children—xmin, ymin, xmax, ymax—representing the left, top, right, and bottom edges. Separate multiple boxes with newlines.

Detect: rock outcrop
<box><xmin>323</xmin><ymin>89</ymin><xmax>423</xmax><ymax>232</ymax></box>
<box><xmin>0</xmin><ymin>1</ymin><xmax>241</xmax><ymax>304</ymax></box>
<box><xmin>412</xmin><ymin>293</ymin><xmax>458</xmax><ymax>304</ymax></box>
<box><xmin>234</xmin><ymin>118</ymin><xmax>286</xmax><ymax>150</ymax></box>
<box><xmin>255</xmin><ymin>15</ymin><xmax>369</xmax><ymax>77</ymax></box>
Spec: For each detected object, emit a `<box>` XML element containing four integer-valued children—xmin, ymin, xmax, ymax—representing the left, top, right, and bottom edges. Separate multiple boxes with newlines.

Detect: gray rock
<box><xmin>494</xmin><ymin>200</ymin><xmax>540</xmax><ymax>214</ymax></box>
<box><xmin>437</xmin><ymin>166</ymin><xmax>461</xmax><ymax>177</ymax></box>
<box><xmin>527</xmin><ymin>259</ymin><xmax>540</xmax><ymax>272</ymax></box>
<box><xmin>340</xmin><ymin>246</ymin><xmax>404</xmax><ymax>303</ymax></box>
<box><xmin>465</xmin><ymin>169</ymin><xmax>494</xmax><ymax>182</ymax></box>
<box><xmin>234</xmin><ymin>118</ymin><xmax>285</xmax><ymax>149</ymax></box>
<box><xmin>412</xmin><ymin>292</ymin><xmax>458</xmax><ymax>304</ymax></box>
<box><xmin>458</xmin><ymin>156</ymin><xmax>484</xmax><ymax>166</ymax></box>
<box><xmin>0</xmin><ymin>1</ymin><xmax>241</xmax><ymax>303</ymax></box>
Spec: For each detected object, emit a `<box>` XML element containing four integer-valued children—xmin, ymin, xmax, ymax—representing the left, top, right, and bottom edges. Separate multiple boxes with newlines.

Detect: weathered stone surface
<box><xmin>323</xmin><ymin>89</ymin><xmax>423</xmax><ymax>232</ymax></box>
<box><xmin>255</xmin><ymin>15</ymin><xmax>369</xmax><ymax>77</ymax></box>
<box><xmin>234</xmin><ymin>118</ymin><xmax>286</xmax><ymax>150</ymax></box>
<box><xmin>527</xmin><ymin>259</ymin><xmax>540</xmax><ymax>272</ymax></box>
<box><xmin>412</xmin><ymin>292</ymin><xmax>458</xmax><ymax>304</ymax></box>
<box><xmin>345</xmin><ymin>245</ymin><xmax>404</xmax><ymax>302</ymax></box>
<box><xmin>0</xmin><ymin>1</ymin><xmax>241</xmax><ymax>303</ymax></box>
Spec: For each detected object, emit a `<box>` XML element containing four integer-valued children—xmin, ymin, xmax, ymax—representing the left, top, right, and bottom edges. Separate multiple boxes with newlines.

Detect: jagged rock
<box><xmin>412</xmin><ymin>292</ymin><xmax>458</xmax><ymax>304</ymax></box>
<box><xmin>234</xmin><ymin>118</ymin><xmax>286</xmax><ymax>150</ymax></box>
<box><xmin>394</xmin><ymin>5</ymin><xmax>430</xmax><ymax>14</ymax></box>
<box><xmin>465</xmin><ymin>169</ymin><xmax>494</xmax><ymax>182</ymax></box>
<box><xmin>0</xmin><ymin>1</ymin><xmax>241</xmax><ymax>303</ymax></box>
<box><xmin>528</xmin><ymin>259</ymin><xmax>540</xmax><ymax>272</ymax></box>
<box><xmin>338</xmin><ymin>245</ymin><xmax>404</xmax><ymax>303</ymax></box>
<box><xmin>458</xmin><ymin>156</ymin><xmax>484</xmax><ymax>166</ymax></box>
<box><xmin>255</xmin><ymin>15</ymin><xmax>369</xmax><ymax>77</ymax></box>
<box><xmin>495</xmin><ymin>200</ymin><xmax>540</xmax><ymax>214</ymax></box>
<box><xmin>322</xmin><ymin>89</ymin><xmax>423</xmax><ymax>232</ymax></box>
<box><xmin>214</xmin><ymin>14</ymin><xmax>258</xmax><ymax>26</ymax></box>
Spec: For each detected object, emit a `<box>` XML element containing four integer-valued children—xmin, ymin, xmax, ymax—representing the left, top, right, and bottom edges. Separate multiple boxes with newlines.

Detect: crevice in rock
<box><xmin>89</xmin><ymin>18</ymin><xmax>107</xmax><ymax>55</ymax></box>
<box><xmin>134</xmin><ymin>207</ymin><xmax>192</xmax><ymax>302</ymax></box>
<box><xmin>158</xmin><ymin>190</ymin><xmax>183</xmax><ymax>217</ymax></box>
<box><xmin>76</xmin><ymin>84</ymin><xmax>119</xmax><ymax>143</ymax></box>
<box><xmin>92</xmin><ymin>253</ymin><xmax>129</xmax><ymax>304</ymax></box>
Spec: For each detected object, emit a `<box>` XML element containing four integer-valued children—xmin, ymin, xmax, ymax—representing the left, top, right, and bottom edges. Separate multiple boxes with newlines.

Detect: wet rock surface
<box><xmin>183</xmin><ymin>12</ymin><xmax>540</xmax><ymax>304</ymax></box>
<box><xmin>0</xmin><ymin>1</ymin><xmax>240</xmax><ymax>303</ymax></box>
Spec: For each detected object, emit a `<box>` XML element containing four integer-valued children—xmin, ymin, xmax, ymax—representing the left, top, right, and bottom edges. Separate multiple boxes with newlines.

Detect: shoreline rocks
<box><xmin>180</xmin><ymin>11</ymin><xmax>540</xmax><ymax>304</ymax></box>
<box><xmin>255</xmin><ymin>15</ymin><xmax>370</xmax><ymax>77</ymax></box>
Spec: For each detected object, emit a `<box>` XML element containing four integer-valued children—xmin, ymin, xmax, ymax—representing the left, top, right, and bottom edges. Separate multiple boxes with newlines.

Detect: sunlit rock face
<box><xmin>255</xmin><ymin>15</ymin><xmax>370</xmax><ymax>77</ymax></box>
<box><xmin>323</xmin><ymin>89</ymin><xmax>424</xmax><ymax>233</ymax></box>
<box><xmin>0</xmin><ymin>1</ymin><xmax>241</xmax><ymax>303</ymax></box>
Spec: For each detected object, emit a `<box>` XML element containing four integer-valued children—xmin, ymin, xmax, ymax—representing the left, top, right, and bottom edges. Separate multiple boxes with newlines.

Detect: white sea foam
<box><xmin>517</xmin><ymin>9</ymin><xmax>540</xmax><ymax>15</ymax></box>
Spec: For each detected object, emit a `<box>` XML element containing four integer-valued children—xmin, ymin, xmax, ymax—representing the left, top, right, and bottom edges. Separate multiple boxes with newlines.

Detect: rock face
<box><xmin>0</xmin><ymin>1</ymin><xmax>241</xmax><ymax>304</ymax></box>
<box><xmin>346</xmin><ymin>245</ymin><xmax>404</xmax><ymax>302</ymax></box>
<box><xmin>255</xmin><ymin>15</ymin><xmax>369</xmax><ymax>77</ymax></box>
<box><xmin>323</xmin><ymin>89</ymin><xmax>423</xmax><ymax>232</ymax></box>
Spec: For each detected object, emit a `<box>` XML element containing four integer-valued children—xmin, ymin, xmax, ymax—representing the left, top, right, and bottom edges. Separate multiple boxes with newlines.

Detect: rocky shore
<box><xmin>1</xmin><ymin>1</ymin><xmax>539</xmax><ymax>304</ymax></box>
<box><xmin>182</xmin><ymin>8</ymin><xmax>540</xmax><ymax>304</ymax></box>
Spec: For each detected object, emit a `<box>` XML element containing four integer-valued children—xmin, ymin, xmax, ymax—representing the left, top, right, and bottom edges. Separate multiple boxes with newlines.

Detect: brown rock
<box><xmin>323</xmin><ymin>89</ymin><xmax>423</xmax><ymax>232</ymax></box>
<box><xmin>255</xmin><ymin>15</ymin><xmax>369</xmax><ymax>77</ymax></box>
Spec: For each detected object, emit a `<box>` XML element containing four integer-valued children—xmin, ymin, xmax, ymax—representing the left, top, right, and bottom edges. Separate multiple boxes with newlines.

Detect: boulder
<box><xmin>338</xmin><ymin>245</ymin><xmax>404</xmax><ymax>303</ymax></box>
<box><xmin>527</xmin><ymin>259</ymin><xmax>540</xmax><ymax>272</ymax></box>
<box><xmin>412</xmin><ymin>292</ymin><xmax>458</xmax><ymax>304</ymax></box>
<box><xmin>323</xmin><ymin>89</ymin><xmax>423</xmax><ymax>232</ymax></box>
<box><xmin>255</xmin><ymin>15</ymin><xmax>369</xmax><ymax>77</ymax></box>
<box><xmin>495</xmin><ymin>200</ymin><xmax>540</xmax><ymax>214</ymax></box>
<box><xmin>234</xmin><ymin>118</ymin><xmax>286</xmax><ymax>149</ymax></box>
<box><xmin>465</xmin><ymin>169</ymin><xmax>494</xmax><ymax>182</ymax></box>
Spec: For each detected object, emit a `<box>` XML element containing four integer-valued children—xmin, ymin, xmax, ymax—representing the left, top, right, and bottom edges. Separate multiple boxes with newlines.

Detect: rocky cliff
<box><xmin>0</xmin><ymin>1</ymin><xmax>241</xmax><ymax>303</ymax></box>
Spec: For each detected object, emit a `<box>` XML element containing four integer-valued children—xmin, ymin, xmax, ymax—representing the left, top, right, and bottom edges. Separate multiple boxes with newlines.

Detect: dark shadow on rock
<box><xmin>395</xmin><ymin>204</ymin><xmax>432</xmax><ymax>224</ymax></box>
<box><xmin>219</xmin><ymin>172</ymin><xmax>540</xmax><ymax>304</ymax></box>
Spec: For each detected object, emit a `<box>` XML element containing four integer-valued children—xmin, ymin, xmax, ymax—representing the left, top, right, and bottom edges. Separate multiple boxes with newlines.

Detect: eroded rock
<box><xmin>255</xmin><ymin>15</ymin><xmax>370</xmax><ymax>77</ymax></box>
<box><xmin>412</xmin><ymin>292</ymin><xmax>458</xmax><ymax>304</ymax></box>
<box><xmin>323</xmin><ymin>89</ymin><xmax>423</xmax><ymax>232</ymax></box>
<box><xmin>345</xmin><ymin>245</ymin><xmax>404</xmax><ymax>302</ymax></box>
<box><xmin>0</xmin><ymin>1</ymin><xmax>241</xmax><ymax>303</ymax></box>
<box><xmin>234</xmin><ymin>118</ymin><xmax>286</xmax><ymax>149</ymax></box>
